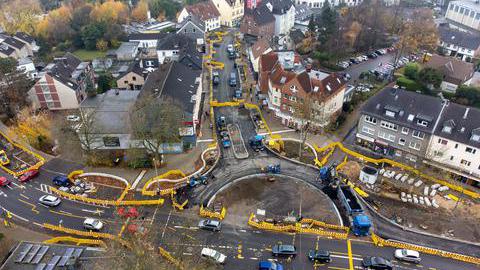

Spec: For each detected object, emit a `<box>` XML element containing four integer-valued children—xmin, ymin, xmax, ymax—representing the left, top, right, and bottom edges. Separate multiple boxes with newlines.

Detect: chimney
<box><xmin>463</xmin><ymin>108</ymin><xmax>470</xmax><ymax>119</ymax></box>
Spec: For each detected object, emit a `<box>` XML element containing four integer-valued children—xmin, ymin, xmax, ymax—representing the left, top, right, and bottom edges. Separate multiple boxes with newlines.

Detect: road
<box><xmin>345</xmin><ymin>53</ymin><xmax>395</xmax><ymax>82</ymax></box>
<box><xmin>0</xmin><ymin>30</ymin><xmax>478</xmax><ymax>270</ymax></box>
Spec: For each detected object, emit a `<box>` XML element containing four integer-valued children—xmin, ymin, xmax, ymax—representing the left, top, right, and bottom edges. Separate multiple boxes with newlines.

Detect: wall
<box><xmin>212</xmin><ymin>0</ymin><xmax>244</xmax><ymax>27</ymax></box>
<box><xmin>446</xmin><ymin>2</ymin><xmax>480</xmax><ymax>31</ymax></box>
<box><xmin>273</xmin><ymin>5</ymin><xmax>295</xmax><ymax>36</ymax></box>
<box><xmin>157</xmin><ymin>50</ymin><xmax>178</xmax><ymax>64</ymax></box>
<box><xmin>130</xmin><ymin>39</ymin><xmax>157</xmax><ymax>49</ymax></box>
<box><xmin>30</xmin><ymin>74</ymin><xmax>80</xmax><ymax>110</ymax></box>
<box><xmin>440</xmin><ymin>81</ymin><xmax>459</xmax><ymax>93</ymax></box>
<box><xmin>116</xmin><ymin>72</ymin><xmax>145</xmax><ymax>90</ymax></box>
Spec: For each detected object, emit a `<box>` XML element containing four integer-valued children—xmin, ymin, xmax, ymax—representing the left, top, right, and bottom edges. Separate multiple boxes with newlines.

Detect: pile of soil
<box><xmin>282</xmin><ymin>140</ymin><xmax>316</xmax><ymax>165</ymax></box>
<box><xmin>338</xmin><ymin>161</ymin><xmax>361</xmax><ymax>180</ymax></box>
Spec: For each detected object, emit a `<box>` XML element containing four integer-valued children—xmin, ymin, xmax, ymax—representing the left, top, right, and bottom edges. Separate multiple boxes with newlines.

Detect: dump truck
<box><xmin>337</xmin><ymin>185</ymin><xmax>371</xmax><ymax>236</ymax></box>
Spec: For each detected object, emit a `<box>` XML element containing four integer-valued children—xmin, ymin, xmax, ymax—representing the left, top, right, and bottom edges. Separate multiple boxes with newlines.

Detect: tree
<box><xmin>317</xmin><ymin>2</ymin><xmax>337</xmax><ymax>46</ymax></box>
<box><xmin>35</xmin><ymin>5</ymin><xmax>74</xmax><ymax>44</ymax></box>
<box><xmin>81</xmin><ymin>22</ymin><xmax>106</xmax><ymax>50</ymax></box>
<box><xmin>291</xmin><ymin>94</ymin><xmax>315</xmax><ymax>160</ymax></box>
<box><xmin>149</xmin><ymin>0</ymin><xmax>182</xmax><ymax>20</ymax></box>
<box><xmin>96</xmin><ymin>39</ymin><xmax>109</xmax><ymax>51</ymax></box>
<box><xmin>0</xmin><ymin>58</ymin><xmax>32</xmax><ymax>118</ymax></box>
<box><xmin>90</xmin><ymin>0</ymin><xmax>129</xmax><ymax>24</ymax></box>
<box><xmin>404</xmin><ymin>63</ymin><xmax>419</xmax><ymax>80</ymax></box>
<box><xmin>71</xmin><ymin>4</ymin><xmax>94</xmax><ymax>31</ymax></box>
<box><xmin>76</xmin><ymin>109</ymin><xmax>101</xmax><ymax>157</ymax></box>
<box><xmin>0</xmin><ymin>58</ymin><xmax>18</xmax><ymax>75</ymax></box>
<box><xmin>131</xmin><ymin>0</ymin><xmax>149</xmax><ymax>22</ymax></box>
<box><xmin>308</xmin><ymin>15</ymin><xmax>316</xmax><ymax>33</ymax></box>
<box><xmin>0</xmin><ymin>0</ymin><xmax>42</xmax><ymax>34</ymax></box>
<box><xmin>130</xmin><ymin>97</ymin><xmax>184</xmax><ymax>165</ymax></box>
<box><xmin>97</xmin><ymin>73</ymin><xmax>115</xmax><ymax>94</ymax></box>
<box><xmin>418</xmin><ymin>67</ymin><xmax>442</xmax><ymax>90</ymax></box>
<box><xmin>454</xmin><ymin>85</ymin><xmax>480</xmax><ymax>107</ymax></box>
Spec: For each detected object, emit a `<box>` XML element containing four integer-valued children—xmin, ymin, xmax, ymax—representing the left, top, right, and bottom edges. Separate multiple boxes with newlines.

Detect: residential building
<box><xmin>240</xmin><ymin>5</ymin><xmax>275</xmax><ymax>39</ymax></box>
<box><xmin>425</xmin><ymin>102</ymin><xmax>480</xmax><ymax>186</ymax></box>
<box><xmin>128</xmin><ymin>32</ymin><xmax>166</xmax><ymax>49</ymax></box>
<box><xmin>293</xmin><ymin>0</ymin><xmax>363</xmax><ymax>8</ymax></box>
<box><xmin>263</xmin><ymin>0</ymin><xmax>295</xmax><ymax>36</ymax></box>
<box><xmin>294</xmin><ymin>4</ymin><xmax>314</xmax><ymax>24</ymax></box>
<box><xmin>445</xmin><ymin>0</ymin><xmax>480</xmax><ymax>32</ymax></box>
<box><xmin>115</xmin><ymin>41</ymin><xmax>140</xmax><ymax>61</ymax></box>
<box><xmin>140</xmin><ymin>61</ymin><xmax>203</xmax><ymax>148</ymax></box>
<box><xmin>28</xmin><ymin>53</ymin><xmax>94</xmax><ymax>110</ymax></box>
<box><xmin>124</xmin><ymin>20</ymin><xmax>176</xmax><ymax>34</ymax></box>
<box><xmin>13</xmin><ymin>32</ymin><xmax>39</xmax><ymax>55</ymax></box>
<box><xmin>79</xmin><ymin>89</ymin><xmax>141</xmax><ymax>150</ymax></box>
<box><xmin>177</xmin><ymin>1</ymin><xmax>221</xmax><ymax>31</ymax></box>
<box><xmin>424</xmin><ymin>54</ymin><xmax>474</xmax><ymax>93</ymax></box>
<box><xmin>356</xmin><ymin>88</ymin><xmax>445</xmax><ymax>163</ymax></box>
<box><xmin>156</xmin><ymin>33</ymin><xmax>203</xmax><ymax>69</ymax></box>
<box><xmin>17</xmin><ymin>58</ymin><xmax>37</xmax><ymax>79</ymax></box>
<box><xmin>289</xmin><ymin>29</ymin><xmax>305</xmax><ymax>50</ymax></box>
<box><xmin>259</xmin><ymin>51</ymin><xmax>347</xmax><ymax>128</ymax></box>
<box><xmin>211</xmin><ymin>0</ymin><xmax>244</xmax><ymax>27</ymax></box>
<box><xmin>438</xmin><ymin>25</ymin><xmax>480</xmax><ymax>62</ymax></box>
<box><xmin>1</xmin><ymin>37</ymin><xmax>29</xmax><ymax>59</ymax></box>
<box><xmin>176</xmin><ymin>16</ymin><xmax>206</xmax><ymax>40</ymax></box>
<box><xmin>247</xmin><ymin>38</ymin><xmax>272</xmax><ymax>73</ymax></box>
<box><xmin>246</xmin><ymin>0</ymin><xmax>262</xmax><ymax>9</ymax></box>
<box><xmin>0</xmin><ymin>43</ymin><xmax>16</xmax><ymax>58</ymax></box>
<box><xmin>115</xmin><ymin>61</ymin><xmax>146</xmax><ymax>90</ymax></box>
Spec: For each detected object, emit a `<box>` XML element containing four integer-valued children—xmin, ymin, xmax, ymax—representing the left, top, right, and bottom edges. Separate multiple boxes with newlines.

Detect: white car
<box><xmin>83</xmin><ymin>218</ymin><xmax>104</xmax><ymax>231</ymax></box>
<box><xmin>394</xmin><ymin>249</ymin><xmax>421</xmax><ymax>264</ymax></box>
<box><xmin>66</xmin><ymin>115</ymin><xmax>80</xmax><ymax>122</ymax></box>
<box><xmin>227</xmin><ymin>44</ymin><xmax>234</xmax><ymax>52</ymax></box>
<box><xmin>361</xmin><ymin>55</ymin><xmax>368</xmax><ymax>61</ymax></box>
<box><xmin>201</xmin><ymin>247</ymin><xmax>226</xmax><ymax>264</ymax></box>
<box><xmin>38</xmin><ymin>195</ymin><xmax>61</xmax><ymax>207</ymax></box>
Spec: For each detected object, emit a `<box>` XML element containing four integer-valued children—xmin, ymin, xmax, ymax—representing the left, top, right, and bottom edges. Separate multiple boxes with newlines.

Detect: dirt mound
<box><xmin>339</xmin><ymin>161</ymin><xmax>361</xmax><ymax>180</ymax></box>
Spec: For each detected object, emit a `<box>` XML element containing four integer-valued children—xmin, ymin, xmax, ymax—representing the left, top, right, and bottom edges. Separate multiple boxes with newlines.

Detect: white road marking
<box><xmin>239</xmin><ymin>229</ymin><xmax>247</xmax><ymax>232</ymax></box>
<box><xmin>1</xmin><ymin>207</ymin><xmax>28</xmax><ymax>222</ymax></box>
<box><xmin>249</xmin><ymin>257</ymin><xmax>258</xmax><ymax>260</ymax></box>
<box><xmin>330</xmin><ymin>254</ymin><xmax>363</xmax><ymax>261</ymax></box>
<box><xmin>10</xmin><ymin>182</ymin><xmax>24</xmax><ymax>189</ymax></box>
<box><xmin>81</xmin><ymin>209</ymin><xmax>104</xmax><ymax>215</ymax></box>
<box><xmin>0</xmin><ymin>190</ymin><xmax>6</xmax><ymax>197</ymax></box>
<box><xmin>130</xmin><ymin>170</ymin><xmax>147</xmax><ymax>189</ymax></box>
<box><xmin>161</xmin><ymin>210</ymin><xmax>172</xmax><ymax>239</ymax></box>
<box><xmin>257</xmin><ymin>129</ymin><xmax>295</xmax><ymax>136</ymax></box>
<box><xmin>197</xmin><ymin>139</ymin><xmax>214</xmax><ymax>143</ymax></box>
<box><xmin>182</xmin><ymin>253</ymin><xmax>193</xmax><ymax>256</ymax></box>
<box><xmin>5</xmin><ymin>185</ymin><xmax>13</xmax><ymax>190</ymax></box>
<box><xmin>40</xmin><ymin>184</ymin><xmax>52</xmax><ymax>194</ymax></box>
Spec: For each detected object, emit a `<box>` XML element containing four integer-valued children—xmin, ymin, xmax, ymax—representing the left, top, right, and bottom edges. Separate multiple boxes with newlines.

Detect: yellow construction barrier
<box><xmin>248</xmin><ymin>214</ymin><xmax>348</xmax><ymax>239</ymax></box>
<box><xmin>199</xmin><ymin>205</ymin><xmax>226</xmax><ymax>220</ymax></box>
<box><xmin>141</xmin><ymin>169</ymin><xmax>186</xmax><ymax>196</ymax></box>
<box><xmin>50</xmin><ymin>187</ymin><xmax>164</xmax><ymax>206</ymax></box>
<box><xmin>43</xmin><ymin>223</ymin><xmax>130</xmax><ymax>247</ymax></box>
<box><xmin>0</xmin><ymin>130</ymin><xmax>45</xmax><ymax>177</ymax></box>
<box><xmin>336</xmin><ymin>156</ymin><xmax>348</xmax><ymax>171</ymax></box>
<box><xmin>159</xmin><ymin>246</ymin><xmax>184</xmax><ymax>269</ymax></box>
<box><xmin>68</xmin><ymin>170</ymin><xmax>84</xmax><ymax>181</ymax></box>
<box><xmin>206</xmin><ymin>60</ymin><xmax>224</xmax><ymax>69</ymax></box>
<box><xmin>44</xmin><ymin>236</ymin><xmax>106</xmax><ymax>248</ymax></box>
<box><xmin>319</xmin><ymin>146</ymin><xmax>335</xmax><ymax>166</ymax></box>
<box><xmin>299</xmin><ymin>218</ymin><xmax>350</xmax><ymax>233</ymax></box>
<box><xmin>171</xmin><ymin>191</ymin><xmax>188</xmax><ymax>210</ymax></box>
<box><xmin>210</xmin><ymin>100</ymin><xmax>244</xmax><ymax>107</ymax></box>
<box><xmin>371</xmin><ymin>233</ymin><xmax>480</xmax><ymax>265</ymax></box>
<box><xmin>313</xmin><ymin>142</ymin><xmax>480</xmax><ymax>199</ymax></box>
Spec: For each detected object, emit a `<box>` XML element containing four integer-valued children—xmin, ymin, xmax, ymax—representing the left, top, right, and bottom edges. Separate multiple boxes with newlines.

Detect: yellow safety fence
<box><xmin>0</xmin><ymin>130</ymin><xmax>45</xmax><ymax>177</ymax></box>
<box><xmin>44</xmin><ymin>236</ymin><xmax>106</xmax><ymax>248</ymax></box>
<box><xmin>199</xmin><ymin>205</ymin><xmax>226</xmax><ymax>220</ymax></box>
<box><xmin>141</xmin><ymin>170</ymin><xmax>186</xmax><ymax>196</ymax></box>
<box><xmin>171</xmin><ymin>191</ymin><xmax>188</xmax><ymax>211</ymax></box>
<box><xmin>43</xmin><ymin>223</ymin><xmax>130</xmax><ymax>247</ymax></box>
<box><xmin>299</xmin><ymin>218</ymin><xmax>350</xmax><ymax>233</ymax></box>
<box><xmin>313</xmin><ymin>142</ymin><xmax>480</xmax><ymax>200</ymax></box>
<box><xmin>336</xmin><ymin>156</ymin><xmax>348</xmax><ymax>171</ymax></box>
<box><xmin>318</xmin><ymin>146</ymin><xmax>335</xmax><ymax>166</ymax></box>
<box><xmin>159</xmin><ymin>246</ymin><xmax>184</xmax><ymax>269</ymax></box>
<box><xmin>248</xmin><ymin>214</ymin><xmax>348</xmax><ymax>240</ymax></box>
<box><xmin>205</xmin><ymin>60</ymin><xmax>224</xmax><ymax>69</ymax></box>
<box><xmin>67</xmin><ymin>170</ymin><xmax>84</xmax><ymax>181</ymax></box>
<box><xmin>371</xmin><ymin>233</ymin><xmax>480</xmax><ymax>265</ymax></box>
<box><xmin>50</xmin><ymin>187</ymin><xmax>164</xmax><ymax>206</ymax></box>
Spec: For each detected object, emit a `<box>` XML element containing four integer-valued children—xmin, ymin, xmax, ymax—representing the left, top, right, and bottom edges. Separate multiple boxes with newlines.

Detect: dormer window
<box><xmin>290</xmin><ymin>85</ymin><xmax>297</xmax><ymax>93</ymax></box>
<box><xmin>385</xmin><ymin>110</ymin><xmax>395</xmax><ymax>118</ymax></box>
<box><xmin>417</xmin><ymin>119</ymin><xmax>428</xmax><ymax>127</ymax></box>
<box><xmin>442</xmin><ymin>126</ymin><xmax>452</xmax><ymax>134</ymax></box>
<box><xmin>472</xmin><ymin>133</ymin><xmax>480</xmax><ymax>142</ymax></box>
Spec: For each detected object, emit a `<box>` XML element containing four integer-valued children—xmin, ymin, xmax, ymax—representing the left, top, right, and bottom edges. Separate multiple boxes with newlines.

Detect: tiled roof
<box><xmin>0</xmin><ymin>43</ymin><xmax>15</xmax><ymax>56</ymax></box>
<box><xmin>244</xmin><ymin>4</ymin><xmax>275</xmax><ymax>26</ymax></box>
<box><xmin>185</xmin><ymin>0</ymin><xmax>220</xmax><ymax>22</ymax></box>
<box><xmin>14</xmin><ymin>32</ymin><xmax>34</xmax><ymax>44</ymax></box>
<box><xmin>439</xmin><ymin>25</ymin><xmax>480</xmax><ymax>50</ymax></box>
<box><xmin>45</xmin><ymin>53</ymin><xmax>85</xmax><ymax>90</ymax></box>
<box><xmin>425</xmin><ymin>54</ymin><xmax>474</xmax><ymax>85</ymax></box>
<box><xmin>251</xmin><ymin>38</ymin><xmax>271</xmax><ymax>59</ymax></box>
<box><xmin>263</xmin><ymin>0</ymin><xmax>294</xmax><ymax>15</ymax></box>
<box><xmin>157</xmin><ymin>33</ymin><xmax>203</xmax><ymax>69</ymax></box>
<box><xmin>129</xmin><ymin>32</ymin><xmax>166</xmax><ymax>41</ymax></box>
<box><xmin>435</xmin><ymin>102</ymin><xmax>480</xmax><ymax>148</ymax></box>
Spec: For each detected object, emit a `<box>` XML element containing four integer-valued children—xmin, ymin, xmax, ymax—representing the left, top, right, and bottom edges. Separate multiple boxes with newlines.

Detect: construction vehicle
<box><xmin>337</xmin><ymin>185</ymin><xmax>371</xmax><ymax>236</ymax></box>
<box><xmin>319</xmin><ymin>163</ymin><xmax>339</xmax><ymax>187</ymax></box>
<box><xmin>261</xmin><ymin>164</ymin><xmax>281</xmax><ymax>174</ymax></box>
<box><xmin>216</xmin><ymin>116</ymin><xmax>227</xmax><ymax>132</ymax></box>
<box><xmin>249</xmin><ymin>135</ymin><xmax>265</xmax><ymax>151</ymax></box>
<box><xmin>190</xmin><ymin>175</ymin><xmax>208</xmax><ymax>187</ymax></box>
<box><xmin>0</xmin><ymin>150</ymin><xmax>9</xmax><ymax>165</ymax></box>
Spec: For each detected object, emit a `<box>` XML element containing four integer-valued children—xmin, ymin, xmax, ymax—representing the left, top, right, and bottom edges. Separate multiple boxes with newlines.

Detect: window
<box><xmin>44</xmin><ymin>93</ymin><xmax>52</xmax><ymax>101</ymax></box>
<box><xmin>398</xmin><ymin>138</ymin><xmax>406</xmax><ymax>146</ymax></box>
<box><xmin>438</xmin><ymin>138</ymin><xmax>448</xmax><ymax>145</ymax></box>
<box><xmin>385</xmin><ymin>110</ymin><xmax>395</xmax><ymax>118</ymax></box>
<box><xmin>378</xmin><ymin>131</ymin><xmax>395</xmax><ymax>142</ymax></box>
<box><xmin>449</xmin><ymin>3</ymin><xmax>453</xmax><ymax>10</ymax></box>
<box><xmin>401</xmin><ymin>127</ymin><xmax>409</xmax><ymax>135</ymax></box>
<box><xmin>460</xmin><ymin>7</ymin><xmax>464</xmax><ymax>14</ymax></box>
<box><xmin>471</xmin><ymin>10</ymin><xmax>475</xmax><ymax>18</ymax></box>
<box><xmin>455</xmin><ymin>5</ymin><xmax>459</xmax><ymax>12</ymax></box>
<box><xmin>409</xmin><ymin>141</ymin><xmax>421</xmax><ymax>151</ymax></box>
<box><xmin>380</xmin><ymin>121</ymin><xmax>398</xmax><ymax>131</ymax></box>
<box><xmin>412</xmin><ymin>130</ymin><xmax>425</xmax><ymax>140</ymax></box>
<box><xmin>433</xmin><ymin>150</ymin><xmax>443</xmax><ymax>157</ymax></box>
<box><xmin>417</xmin><ymin>119</ymin><xmax>429</xmax><ymax>127</ymax></box>
<box><xmin>442</xmin><ymin>126</ymin><xmax>452</xmax><ymax>133</ymax></box>
<box><xmin>103</xmin><ymin>137</ymin><xmax>120</xmax><ymax>147</ymax></box>
<box><xmin>476</xmin><ymin>13</ymin><xmax>480</xmax><ymax>20</ymax></box>
<box><xmin>455</xmin><ymin>143</ymin><xmax>458</xmax><ymax>149</ymax></box>
<box><xmin>132</xmin><ymin>76</ymin><xmax>136</xmax><ymax>81</ymax></box>
<box><xmin>365</xmin><ymin>115</ymin><xmax>377</xmax><ymax>125</ymax></box>
<box><xmin>450</xmin><ymin>156</ymin><xmax>454</xmax><ymax>161</ymax></box>
<box><xmin>472</xmin><ymin>134</ymin><xmax>480</xmax><ymax>142</ymax></box>
<box><xmin>362</xmin><ymin>126</ymin><xmax>375</xmax><ymax>135</ymax></box>
<box><xmin>466</xmin><ymin>147</ymin><xmax>477</xmax><ymax>154</ymax></box>
<box><xmin>460</xmin><ymin>159</ymin><xmax>471</xmax><ymax>166</ymax></box>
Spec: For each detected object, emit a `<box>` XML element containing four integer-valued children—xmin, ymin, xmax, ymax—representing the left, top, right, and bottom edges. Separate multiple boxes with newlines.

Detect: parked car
<box><xmin>229</xmin><ymin>72</ymin><xmax>237</xmax><ymax>87</ymax></box>
<box><xmin>227</xmin><ymin>44</ymin><xmax>234</xmax><ymax>52</ymax></box>
<box><xmin>259</xmin><ymin>261</ymin><xmax>284</xmax><ymax>270</ymax></box>
<box><xmin>337</xmin><ymin>61</ymin><xmax>349</xmax><ymax>69</ymax></box>
<box><xmin>83</xmin><ymin>218</ymin><xmax>104</xmax><ymax>231</ymax></box>
<box><xmin>39</xmin><ymin>195</ymin><xmax>61</xmax><ymax>207</ymax></box>
<box><xmin>0</xmin><ymin>177</ymin><xmax>11</xmax><ymax>187</ymax></box>
<box><xmin>307</xmin><ymin>250</ymin><xmax>331</xmax><ymax>263</ymax></box>
<box><xmin>53</xmin><ymin>175</ymin><xmax>71</xmax><ymax>187</ymax></box>
<box><xmin>362</xmin><ymin>256</ymin><xmax>392</xmax><ymax>270</ymax></box>
<box><xmin>368</xmin><ymin>52</ymin><xmax>378</xmax><ymax>58</ymax></box>
<box><xmin>349</xmin><ymin>58</ymin><xmax>360</xmax><ymax>64</ymax></box>
<box><xmin>361</xmin><ymin>55</ymin><xmax>368</xmax><ymax>61</ymax></box>
<box><xmin>212</xmin><ymin>71</ymin><xmax>220</xmax><ymax>86</ymax></box>
<box><xmin>272</xmin><ymin>244</ymin><xmax>297</xmax><ymax>257</ymax></box>
<box><xmin>201</xmin><ymin>247</ymin><xmax>226</xmax><ymax>264</ymax></box>
<box><xmin>394</xmin><ymin>249</ymin><xmax>421</xmax><ymax>264</ymax></box>
<box><xmin>198</xmin><ymin>219</ymin><xmax>222</xmax><ymax>231</ymax></box>
<box><xmin>19</xmin><ymin>169</ymin><xmax>39</xmax><ymax>182</ymax></box>
<box><xmin>66</xmin><ymin>115</ymin><xmax>80</xmax><ymax>122</ymax></box>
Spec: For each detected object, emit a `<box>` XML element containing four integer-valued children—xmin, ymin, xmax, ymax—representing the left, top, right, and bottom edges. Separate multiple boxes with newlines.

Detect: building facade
<box><xmin>264</xmin><ymin>0</ymin><xmax>295</xmax><ymax>36</ymax></box>
<box><xmin>240</xmin><ymin>5</ymin><xmax>275</xmax><ymax>38</ymax></box>
<box><xmin>211</xmin><ymin>0</ymin><xmax>244</xmax><ymax>27</ymax></box>
<box><xmin>177</xmin><ymin>0</ymin><xmax>221</xmax><ymax>31</ymax></box>
<box><xmin>446</xmin><ymin>0</ymin><xmax>480</xmax><ymax>32</ymax></box>
<box><xmin>438</xmin><ymin>25</ymin><xmax>480</xmax><ymax>62</ymax></box>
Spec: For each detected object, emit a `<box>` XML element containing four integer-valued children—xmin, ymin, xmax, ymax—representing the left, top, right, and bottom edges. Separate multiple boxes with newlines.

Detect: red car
<box><xmin>19</xmin><ymin>169</ymin><xmax>39</xmax><ymax>182</ymax></box>
<box><xmin>0</xmin><ymin>176</ymin><xmax>11</xmax><ymax>186</ymax></box>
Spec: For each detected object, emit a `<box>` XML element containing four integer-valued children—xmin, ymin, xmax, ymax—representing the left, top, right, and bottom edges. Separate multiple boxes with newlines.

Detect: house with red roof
<box><xmin>178</xmin><ymin>1</ymin><xmax>221</xmax><ymax>31</ymax></box>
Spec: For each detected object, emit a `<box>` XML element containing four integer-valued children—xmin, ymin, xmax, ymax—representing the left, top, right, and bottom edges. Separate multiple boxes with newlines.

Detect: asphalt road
<box><xmin>345</xmin><ymin>53</ymin><xmax>395</xmax><ymax>83</ymax></box>
<box><xmin>0</xmin><ymin>31</ymin><xmax>477</xmax><ymax>270</ymax></box>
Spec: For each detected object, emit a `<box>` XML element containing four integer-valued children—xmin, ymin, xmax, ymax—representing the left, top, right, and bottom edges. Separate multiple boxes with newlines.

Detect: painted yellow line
<box><xmin>18</xmin><ymin>199</ymin><xmax>39</xmax><ymax>214</ymax></box>
<box><xmin>19</xmin><ymin>193</ymin><xmax>29</xmax><ymax>200</ymax></box>
<box><xmin>347</xmin><ymin>239</ymin><xmax>354</xmax><ymax>270</ymax></box>
<box><xmin>49</xmin><ymin>210</ymin><xmax>85</xmax><ymax>219</ymax></box>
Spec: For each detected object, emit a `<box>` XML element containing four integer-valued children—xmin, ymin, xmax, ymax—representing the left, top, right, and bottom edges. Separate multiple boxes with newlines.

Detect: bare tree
<box><xmin>130</xmin><ymin>97</ymin><xmax>184</xmax><ymax>165</ymax></box>
<box><xmin>292</xmin><ymin>94</ymin><xmax>315</xmax><ymax>160</ymax></box>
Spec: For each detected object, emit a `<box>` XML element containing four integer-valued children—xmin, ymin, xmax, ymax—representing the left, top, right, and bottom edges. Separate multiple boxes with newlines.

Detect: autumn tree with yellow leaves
<box><xmin>10</xmin><ymin>108</ymin><xmax>54</xmax><ymax>154</ymax></box>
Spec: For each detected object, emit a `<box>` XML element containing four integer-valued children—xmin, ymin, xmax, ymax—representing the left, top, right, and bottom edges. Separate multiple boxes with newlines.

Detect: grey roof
<box><xmin>116</xmin><ymin>41</ymin><xmax>139</xmax><ymax>56</ymax></box>
<box><xmin>44</xmin><ymin>53</ymin><xmax>85</xmax><ymax>90</ymax></box>
<box><xmin>244</xmin><ymin>4</ymin><xmax>275</xmax><ymax>26</ymax></box>
<box><xmin>81</xmin><ymin>89</ymin><xmax>140</xmax><ymax>134</ymax></box>
<box><xmin>435</xmin><ymin>102</ymin><xmax>480</xmax><ymax>148</ymax></box>
<box><xmin>294</xmin><ymin>4</ymin><xmax>313</xmax><ymax>21</ymax></box>
<box><xmin>129</xmin><ymin>32</ymin><xmax>166</xmax><ymax>41</ymax></box>
<box><xmin>117</xmin><ymin>60</ymin><xmax>146</xmax><ymax>79</ymax></box>
<box><xmin>177</xmin><ymin>16</ymin><xmax>206</xmax><ymax>32</ymax></box>
<box><xmin>263</xmin><ymin>0</ymin><xmax>294</xmax><ymax>15</ymax></box>
<box><xmin>157</xmin><ymin>33</ymin><xmax>202</xmax><ymax>69</ymax></box>
<box><xmin>3</xmin><ymin>37</ymin><xmax>26</xmax><ymax>49</ymax></box>
<box><xmin>0</xmin><ymin>43</ymin><xmax>15</xmax><ymax>56</ymax></box>
<box><xmin>361</xmin><ymin>88</ymin><xmax>444</xmax><ymax>133</ymax></box>
<box><xmin>289</xmin><ymin>29</ymin><xmax>305</xmax><ymax>44</ymax></box>
<box><xmin>438</xmin><ymin>25</ymin><xmax>480</xmax><ymax>50</ymax></box>
<box><xmin>14</xmin><ymin>32</ymin><xmax>34</xmax><ymax>44</ymax></box>
<box><xmin>0</xmin><ymin>241</ymin><xmax>101</xmax><ymax>270</ymax></box>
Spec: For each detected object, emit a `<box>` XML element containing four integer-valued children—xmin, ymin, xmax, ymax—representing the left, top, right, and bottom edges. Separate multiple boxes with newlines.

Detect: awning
<box><xmin>356</xmin><ymin>133</ymin><xmax>374</xmax><ymax>143</ymax></box>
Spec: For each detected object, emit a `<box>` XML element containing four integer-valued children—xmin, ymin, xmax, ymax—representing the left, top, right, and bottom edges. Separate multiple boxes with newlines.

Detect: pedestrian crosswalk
<box><xmin>39</xmin><ymin>184</ymin><xmax>52</xmax><ymax>194</ymax></box>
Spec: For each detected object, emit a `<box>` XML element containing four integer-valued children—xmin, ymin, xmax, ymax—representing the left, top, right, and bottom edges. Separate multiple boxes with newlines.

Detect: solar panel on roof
<box><xmin>31</xmin><ymin>246</ymin><xmax>49</xmax><ymax>264</ymax></box>
<box><xmin>14</xmin><ymin>243</ymin><xmax>33</xmax><ymax>263</ymax></box>
<box><xmin>24</xmin><ymin>244</ymin><xmax>42</xmax><ymax>263</ymax></box>
<box><xmin>57</xmin><ymin>248</ymin><xmax>75</xmax><ymax>267</ymax></box>
<box><xmin>44</xmin><ymin>255</ymin><xmax>61</xmax><ymax>270</ymax></box>
<box><xmin>34</xmin><ymin>263</ymin><xmax>46</xmax><ymax>270</ymax></box>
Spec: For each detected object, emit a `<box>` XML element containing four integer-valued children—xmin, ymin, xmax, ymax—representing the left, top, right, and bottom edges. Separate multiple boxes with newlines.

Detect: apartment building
<box><xmin>446</xmin><ymin>0</ymin><xmax>480</xmax><ymax>32</ymax></box>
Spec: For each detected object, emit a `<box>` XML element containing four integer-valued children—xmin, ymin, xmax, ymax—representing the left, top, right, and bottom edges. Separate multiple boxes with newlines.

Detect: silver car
<box><xmin>38</xmin><ymin>195</ymin><xmax>61</xmax><ymax>207</ymax></box>
<box><xmin>198</xmin><ymin>219</ymin><xmax>221</xmax><ymax>232</ymax></box>
<box><xmin>394</xmin><ymin>249</ymin><xmax>421</xmax><ymax>264</ymax></box>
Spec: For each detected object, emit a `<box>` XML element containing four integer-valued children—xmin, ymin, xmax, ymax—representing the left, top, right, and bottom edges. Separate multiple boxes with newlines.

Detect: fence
<box><xmin>171</xmin><ymin>191</ymin><xmax>188</xmax><ymax>210</ymax></box>
<box><xmin>42</xmin><ymin>223</ymin><xmax>130</xmax><ymax>247</ymax></box>
<box><xmin>247</xmin><ymin>214</ymin><xmax>348</xmax><ymax>240</ymax></box>
<box><xmin>199</xmin><ymin>205</ymin><xmax>226</xmax><ymax>220</ymax></box>
<box><xmin>0</xmin><ymin>130</ymin><xmax>45</xmax><ymax>177</ymax></box>
<box><xmin>371</xmin><ymin>233</ymin><xmax>480</xmax><ymax>265</ymax></box>
<box><xmin>44</xmin><ymin>236</ymin><xmax>106</xmax><ymax>248</ymax></box>
<box><xmin>158</xmin><ymin>246</ymin><xmax>184</xmax><ymax>269</ymax></box>
<box><xmin>50</xmin><ymin>187</ymin><xmax>164</xmax><ymax>206</ymax></box>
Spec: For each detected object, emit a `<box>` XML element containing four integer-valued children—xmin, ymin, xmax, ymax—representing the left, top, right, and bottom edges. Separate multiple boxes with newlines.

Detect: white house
<box><xmin>446</xmin><ymin>0</ymin><xmax>480</xmax><ymax>32</ymax></box>
<box><xmin>17</xmin><ymin>58</ymin><xmax>37</xmax><ymax>79</ymax></box>
<box><xmin>426</xmin><ymin>102</ymin><xmax>480</xmax><ymax>187</ymax></box>
<box><xmin>128</xmin><ymin>33</ymin><xmax>165</xmax><ymax>49</ymax></box>
<box><xmin>264</xmin><ymin>0</ymin><xmax>295</xmax><ymax>36</ymax></box>
<box><xmin>438</xmin><ymin>25</ymin><xmax>480</xmax><ymax>62</ymax></box>
<box><xmin>211</xmin><ymin>0</ymin><xmax>244</xmax><ymax>27</ymax></box>
<box><xmin>177</xmin><ymin>1</ymin><xmax>221</xmax><ymax>31</ymax></box>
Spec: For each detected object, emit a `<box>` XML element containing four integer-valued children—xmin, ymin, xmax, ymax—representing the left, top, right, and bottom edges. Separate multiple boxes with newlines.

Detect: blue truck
<box><xmin>259</xmin><ymin>261</ymin><xmax>283</xmax><ymax>270</ymax></box>
<box><xmin>337</xmin><ymin>185</ymin><xmax>371</xmax><ymax>236</ymax></box>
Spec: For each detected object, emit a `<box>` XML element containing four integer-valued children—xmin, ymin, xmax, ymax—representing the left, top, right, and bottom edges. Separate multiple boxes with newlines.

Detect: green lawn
<box><xmin>72</xmin><ymin>49</ymin><xmax>107</xmax><ymax>61</ymax></box>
